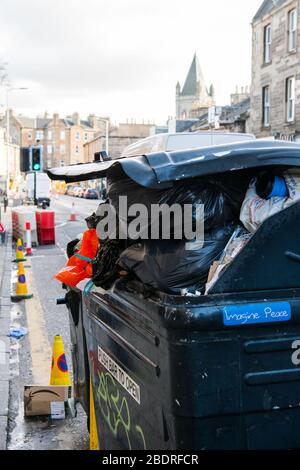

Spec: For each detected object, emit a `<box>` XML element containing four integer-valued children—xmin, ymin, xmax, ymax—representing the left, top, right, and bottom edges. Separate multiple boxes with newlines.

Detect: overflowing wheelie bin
<box><xmin>49</xmin><ymin>140</ymin><xmax>300</xmax><ymax>450</ymax></box>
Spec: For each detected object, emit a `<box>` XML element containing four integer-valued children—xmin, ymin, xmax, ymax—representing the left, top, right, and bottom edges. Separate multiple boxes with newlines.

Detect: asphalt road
<box><xmin>7</xmin><ymin>195</ymin><xmax>100</xmax><ymax>450</ymax></box>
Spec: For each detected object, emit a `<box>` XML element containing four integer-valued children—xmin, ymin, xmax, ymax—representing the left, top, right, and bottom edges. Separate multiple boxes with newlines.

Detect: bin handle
<box><xmin>83</xmin><ymin>279</ymin><xmax>94</xmax><ymax>296</ymax></box>
<box><xmin>74</xmin><ymin>253</ymin><xmax>93</xmax><ymax>263</ymax></box>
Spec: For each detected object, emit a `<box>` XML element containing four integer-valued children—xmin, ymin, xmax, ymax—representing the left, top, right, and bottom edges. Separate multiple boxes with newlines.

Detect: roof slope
<box><xmin>253</xmin><ymin>0</ymin><xmax>289</xmax><ymax>23</ymax></box>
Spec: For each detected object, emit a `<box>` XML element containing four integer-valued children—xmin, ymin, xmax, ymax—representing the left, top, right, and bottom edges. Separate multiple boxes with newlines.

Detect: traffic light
<box><xmin>20</xmin><ymin>148</ymin><xmax>31</xmax><ymax>172</ymax></box>
<box><xmin>32</xmin><ymin>147</ymin><xmax>42</xmax><ymax>171</ymax></box>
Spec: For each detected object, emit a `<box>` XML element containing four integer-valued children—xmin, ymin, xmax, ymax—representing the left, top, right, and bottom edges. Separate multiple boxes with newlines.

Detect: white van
<box><xmin>25</xmin><ymin>172</ymin><xmax>51</xmax><ymax>207</ymax></box>
<box><xmin>121</xmin><ymin>132</ymin><xmax>256</xmax><ymax>158</ymax></box>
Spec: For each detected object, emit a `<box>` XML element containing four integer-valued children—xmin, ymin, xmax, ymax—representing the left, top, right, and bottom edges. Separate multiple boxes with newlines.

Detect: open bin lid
<box><xmin>47</xmin><ymin>140</ymin><xmax>300</xmax><ymax>188</ymax></box>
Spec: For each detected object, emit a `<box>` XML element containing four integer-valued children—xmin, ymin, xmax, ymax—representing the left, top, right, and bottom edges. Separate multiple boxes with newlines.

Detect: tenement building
<box><xmin>251</xmin><ymin>0</ymin><xmax>300</xmax><ymax>141</ymax></box>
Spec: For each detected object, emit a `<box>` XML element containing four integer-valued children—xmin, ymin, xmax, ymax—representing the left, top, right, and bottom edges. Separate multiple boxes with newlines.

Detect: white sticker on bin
<box><xmin>50</xmin><ymin>401</ymin><xmax>65</xmax><ymax>420</ymax></box>
<box><xmin>98</xmin><ymin>347</ymin><xmax>141</xmax><ymax>405</ymax></box>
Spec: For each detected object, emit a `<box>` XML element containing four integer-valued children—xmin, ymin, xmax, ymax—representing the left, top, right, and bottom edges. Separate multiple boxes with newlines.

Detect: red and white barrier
<box><xmin>25</xmin><ymin>221</ymin><xmax>32</xmax><ymax>255</ymax></box>
<box><xmin>69</xmin><ymin>202</ymin><xmax>77</xmax><ymax>222</ymax></box>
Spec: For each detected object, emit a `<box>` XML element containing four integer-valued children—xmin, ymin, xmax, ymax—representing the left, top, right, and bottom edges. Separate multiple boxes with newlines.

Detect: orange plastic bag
<box><xmin>74</xmin><ymin>229</ymin><xmax>99</xmax><ymax>268</ymax></box>
<box><xmin>54</xmin><ymin>265</ymin><xmax>89</xmax><ymax>287</ymax></box>
<box><xmin>54</xmin><ymin>228</ymin><xmax>99</xmax><ymax>287</ymax></box>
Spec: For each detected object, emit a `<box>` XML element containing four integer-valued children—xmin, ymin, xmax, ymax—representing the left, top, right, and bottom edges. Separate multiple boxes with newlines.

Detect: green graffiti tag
<box><xmin>96</xmin><ymin>371</ymin><xmax>147</xmax><ymax>450</ymax></box>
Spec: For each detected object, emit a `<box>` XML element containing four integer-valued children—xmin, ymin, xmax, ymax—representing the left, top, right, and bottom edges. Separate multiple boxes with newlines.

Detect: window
<box><xmin>75</xmin><ymin>145</ymin><xmax>80</xmax><ymax>155</ymax></box>
<box><xmin>47</xmin><ymin>144</ymin><xmax>52</xmax><ymax>154</ymax></box>
<box><xmin>60</xmin><ymin>144</ymin><xmax>66</xmax><ymax>154</ymax></box>
<box><xmin>262</xmin><ymin>86</ymin><xmax>270</xmax><ymax>127</ymax></box>
<box><xmin>48</xmin><ymin>130</ymin><xmax>52</xmax><ymax>140</ymax></box>
<box><xmin>286</xmin><ymin>76</ymin><xmax>296</xmax><ymax>122</ymax></box>
<box><xmin>84</xmin><ymin>132</ymin><xmax>88</xmax><ymax>141</ymax></box>
<box><xmin>288</xmin><ymin>9</ymin><xmax>297</xmax><ymax>52</ymax></box>
<box><xmin>28</xmin><ymin>132</ymin><xmax>32</xmax><ymax>140</ymax></box>
<box><xmin>264</xmin><ymin>24</ymin><xmax>272</xmax><ymax>63</ymax></box>
<box><xmin>36</xmin><ymin>130</ymin><xmax>44</xmax><ymax>141</ymax></box>
<box><xmin>60</xmin><ymin>130</ymin><xmax>65</xmax><ymax>140</ymax></box>
<box><xmin>76</xmin><ymin>132</ymin><xmax>80</xmax><ymax>140</ymax></box>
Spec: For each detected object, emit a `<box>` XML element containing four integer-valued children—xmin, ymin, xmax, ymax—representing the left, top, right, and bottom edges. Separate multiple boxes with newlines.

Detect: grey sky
<box><xmin>0</xmin><ymin>0</ymin><xmax>262</xmax><ymax>124</ymax></box>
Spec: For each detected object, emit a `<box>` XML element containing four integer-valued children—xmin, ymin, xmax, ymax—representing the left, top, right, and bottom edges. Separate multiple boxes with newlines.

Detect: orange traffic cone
<box><xmin>50</xmin><ymin>335</ymin><xmax>71</xmax><ymax>386</ymax></box>
<box><xmin>14</xmin><ymin>238</ymin><xmax>26</xmax><ymax>263</ymax></box>
<box><xmin>11</xmin><ymin>262</ymin><xmax>33</xmax><ymax>301</ymax></box>
<box><xmin>69</xmin><ymin>203</ymin><xmax>77</xmax><ymax>222</ymax></box>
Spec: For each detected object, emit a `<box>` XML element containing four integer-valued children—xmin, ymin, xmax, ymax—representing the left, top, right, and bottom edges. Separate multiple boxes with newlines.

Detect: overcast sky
<box><xmin>0</xmin><ymin>0</ymin><xmax>262</xmax><ymax>124</ymax></box>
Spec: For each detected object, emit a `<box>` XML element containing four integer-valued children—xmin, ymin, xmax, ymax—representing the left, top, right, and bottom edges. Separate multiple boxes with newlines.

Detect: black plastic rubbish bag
<box><xmin>118</xmin><ymin>224</ymin><xmax>236</xmax><ymax>294</ymax></box>
<box><xmin>92</xmin><ymin>239</ymin><xmax>123</xmax><ymax>288</ymax></box>
<box><xmin>107</xmin><ymin>166</ymin><xmax>249</xmax><ymax>239</ymax></box>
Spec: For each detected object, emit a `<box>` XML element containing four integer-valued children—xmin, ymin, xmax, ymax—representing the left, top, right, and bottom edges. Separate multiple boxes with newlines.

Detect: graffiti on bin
<box><xmin>96</xmin><ymin>371</ymin><xmax>147</xmax><ymax>450</ymax></box>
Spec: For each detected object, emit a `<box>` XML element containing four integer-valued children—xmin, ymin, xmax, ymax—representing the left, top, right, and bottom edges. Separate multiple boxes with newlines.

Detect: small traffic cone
<box><xmin>50</xmin><ymin>335</ymin><xmax>71</xmax><ymax>386</ymax></box>
<box><xmin>11</xmin><ymin>262</ymin><xmax>33</xmax><ymax>301</ymax></box>
<box><xmin>14</xmin><ymin>238</ymin><xmax>26</xmax><ymax>263</ymax></box>
<box><xmin>69</xmin><ymin>203</ymin><xmax>77</xmax><ymax>222</ymax></box>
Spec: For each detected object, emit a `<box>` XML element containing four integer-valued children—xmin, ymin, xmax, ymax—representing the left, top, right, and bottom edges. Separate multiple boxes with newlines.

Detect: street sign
<box><xmin>208</xmin><ymin>106</ymin><xmax>216</xmax><ymax>125</ymax></box>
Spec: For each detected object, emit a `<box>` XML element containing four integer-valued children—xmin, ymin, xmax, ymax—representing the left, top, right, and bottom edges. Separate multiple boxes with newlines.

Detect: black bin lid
<box><xmin>47</xmin><ymin>140</ymin><xmax>300</xmax><ymax>188</ymax></box>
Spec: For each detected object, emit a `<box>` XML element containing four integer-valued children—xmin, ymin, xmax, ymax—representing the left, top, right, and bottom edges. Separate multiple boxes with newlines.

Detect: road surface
<box><xmin>7</xmin><ymin>195</ymin><xmax>100</xmax><ymax>450</ymax></box>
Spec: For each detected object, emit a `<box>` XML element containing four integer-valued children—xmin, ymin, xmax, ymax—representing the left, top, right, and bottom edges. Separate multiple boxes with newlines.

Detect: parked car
<box><xmin>73</xmin><ymin>186</ymin><xmax>84</xmax><ymax>197</ymax></box>
<box><xmin>121</xmin><ymin>131</ymin><xmax>256</xmax><ymax>158</ymax></box>
<box><xmin>84</xmin><ymin>189</ymin><xmax>99</xmax><ymax>199</ymax></box>
<box><xmin>66</xmin><ymin>185</ymin><xmax>76</xmax><ymax>196</ymax></box>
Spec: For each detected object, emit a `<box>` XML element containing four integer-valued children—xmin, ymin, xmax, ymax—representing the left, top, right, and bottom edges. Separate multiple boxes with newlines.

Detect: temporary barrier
<box><xmin>36</xmin><ymin>210</ymin><xmax>55</xmax><ymax>245</ymax></box>
<box><xmin>11</xmin><ymin>207</ymin><xmax>38</xmax><ymax>246</ymax></box>
<box><xmin>25</xmin><ymin>222</ymin><xmax>32</xmax><ymax>255</ymax></box>
<box><xmin>69</xmin><ymin>203</ymin><xmax>77</xmax><ymax>222</ymax></box>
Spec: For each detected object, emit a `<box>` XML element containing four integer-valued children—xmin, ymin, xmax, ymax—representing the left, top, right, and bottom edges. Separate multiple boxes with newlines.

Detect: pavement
<box><xmin>3</xmin><ymin>195</ymin><xmax>99</xmax><ymax>450</ymax></box>
<box><xmin>0</xmin><ymin>205</ymin><xmax>12</xmax><ymax>450</ymax></box>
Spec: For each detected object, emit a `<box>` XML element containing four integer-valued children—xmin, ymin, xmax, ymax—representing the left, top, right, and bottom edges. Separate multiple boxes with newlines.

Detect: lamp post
<box><xmin>96</xmin><ymin>118</ymin><xmax>109</xmax><ymax>199</ymax></box>
<box><xmin>97</xmin><ymin>118</ymin><xmax>109</xmax><ymax>154</ymax></box>
<box><xmin>5</xmin><ymin>87</ymin><xmax>28</xmax><ymax>191</ymax></box>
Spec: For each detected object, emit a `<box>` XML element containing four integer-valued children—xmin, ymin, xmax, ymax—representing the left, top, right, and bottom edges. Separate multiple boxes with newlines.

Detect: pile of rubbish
<box><xmin>54</xmin><ymin>166</ymin><xmax>300</xmax><ymax>296</ymax></box>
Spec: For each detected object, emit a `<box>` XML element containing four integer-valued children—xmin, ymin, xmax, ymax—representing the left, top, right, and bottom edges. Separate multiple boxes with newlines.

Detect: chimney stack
<box><xmin>72</xmin><ymin>112</ymin><xmax>80</xmax><ymax>126</ymax></box>
<box><xmin>53</xmin><ymin>113</ymin><xmax>59</xmax><ymax>126</ymax></box>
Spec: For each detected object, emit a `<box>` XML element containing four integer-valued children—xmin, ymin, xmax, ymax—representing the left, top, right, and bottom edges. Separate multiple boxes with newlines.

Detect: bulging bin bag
<box><xmin>118</xmin><ymin>224</ymin><xmax>236</xmax><ymax>294</ymax></box>
<box><xmin>240</xmin><ymin>168</ymin><xmax>300</xmax><ymax>233</ymax></box>
<box><xmin>107</xmin><ymin>166</ymin><xmax>249</xmax><ymax>240</ymax></box>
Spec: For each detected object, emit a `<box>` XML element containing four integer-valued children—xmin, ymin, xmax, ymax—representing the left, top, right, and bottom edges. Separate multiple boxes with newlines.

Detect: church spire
<box><xmin>181</xmin><ymin>53</ymin><xmax>206</xmax><ymax>97</ymax></box>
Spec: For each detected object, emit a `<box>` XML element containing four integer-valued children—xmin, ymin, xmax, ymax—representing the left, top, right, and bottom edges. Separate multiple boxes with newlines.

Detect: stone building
<box><xmin>187</xmin><ymin>97</ymin><xmax>251</xmax><ymax>134</ymax></box>
<box><xmin>0</xmin><ymin>127</ymin><xmax>20</xmax><ymax>191</ymax></box>
<box><xmin>84</xmin><ymin>122</ymin><xmax>155</xmax><ymax>162</ymax></box>
<box><xmin>176</xmin><ymin>53</ymin><xmax>215</xmax><ymax>119</ymax></box>
<box><xmin>250</xmin><ymin>0</ymin><xmax>300</xmax><ymax>141</ymax></box>
<box><xmin>231</xmin><ymin>86</ymin><xmax>250</xmax><ymax>106</ymax></box>
<box><xmin>0</xmin><ymin>111</ymin><xmax>107</xmax><ymax>168</ymax></box>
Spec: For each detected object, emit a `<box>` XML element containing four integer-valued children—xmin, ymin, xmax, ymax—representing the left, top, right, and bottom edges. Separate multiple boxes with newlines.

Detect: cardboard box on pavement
<box><xmin>24</xmin><ymin>385</ymin><xmax>70</xmax><ymax>418</ymax></box>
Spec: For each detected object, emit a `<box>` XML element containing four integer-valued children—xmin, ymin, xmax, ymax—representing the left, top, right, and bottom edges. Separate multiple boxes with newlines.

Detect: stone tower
<box><xmin>176</xmin><ymin>53</ymin><xmax>215</xmax><ymax>119</ymax></box>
